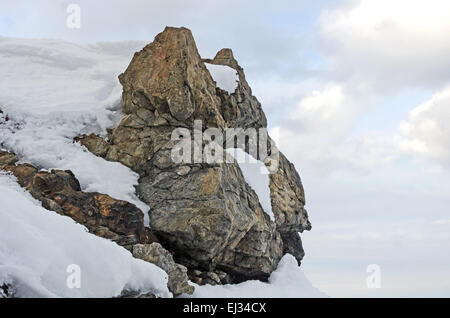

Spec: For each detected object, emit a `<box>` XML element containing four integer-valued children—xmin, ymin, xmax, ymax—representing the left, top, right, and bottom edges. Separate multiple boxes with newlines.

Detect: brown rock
<box><xmin>75</xmin><ymin>133</ymin><xmax>110</xmax><ymax>157</ymax></box>
<box><xmin>133</xmin><ymin>243</ymin><xmax>194</xmax><ymax>296</ymax></box>
<box><xmin>0</xmin><ymin>150</ymin><xmax>19</xmax><ymax>169</ymax></box>
<box><xmin>204</xmin><ymin>48</ymin><xmax>267</xmax><ymax>129</ymax></box>
<box><xmin>2</xmin><ymin>154</ymin><xmax>151</xmax><ymax>251</ymax></box>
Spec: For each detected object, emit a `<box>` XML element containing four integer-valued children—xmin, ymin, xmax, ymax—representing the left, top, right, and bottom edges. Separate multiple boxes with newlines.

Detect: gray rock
<box><xmin>191</xmin><ymin>269</ymin><xmax>202</xmax><ymax>277</ymax></box>
<box><xmin>0</xmin><ymin>283</ymin><xmax>14</xmax><ymax>298</ymax></box>
<box><xmin>116</xmin><ymin>290</ymin><xmax>157</xmax><ymax>298</ymax></box>
<box><xmin>206</xmin><ymin>272</ymin><xmax>221</xmax><ymax>284</ymax></box>
<box><xmin>280</xmin><ymin>232</ymin><xmax>305</xmax><ymax>266</ymax></box>
<box><xmin>132</xmin><ymin>243</ymin><xmax>195</xmax><ymax>296</ymax></box>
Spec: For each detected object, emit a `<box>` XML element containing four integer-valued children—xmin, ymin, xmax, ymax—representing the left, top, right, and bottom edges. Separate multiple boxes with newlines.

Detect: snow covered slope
<box><xmin>0</xmin><ymin>37</ymin><xmax>151</xmax><ymax>224</ymax></box>
<box><xmin>0</xmin><ymin>172</ymin><xmax>170</xmax><ymax>298</ymax></box>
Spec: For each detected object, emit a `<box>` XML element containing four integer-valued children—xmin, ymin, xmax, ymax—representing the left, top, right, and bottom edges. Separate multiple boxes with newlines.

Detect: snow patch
<box><xmin>0</xmin><ymin>172</ymin><xmax>170</xmax><ymax>298</ymax></box>
<box><xmin>0</xmin><ymin>37</ymin><xmax>150</xmax><ymax>225</ymax></box>
<box><xmin>187</xmin><ymin>254</ymin><xmax>327</xmax><ymax>298</ymax></box>
<box><xmin>226</xmin><ymin>148</ymin><xmax>274</xmax><ymax>220</ymax></box>
<box><xmin>205</xmin><ymin>63</ymin><xmax>239</xmax><ymax>94</ymax></box>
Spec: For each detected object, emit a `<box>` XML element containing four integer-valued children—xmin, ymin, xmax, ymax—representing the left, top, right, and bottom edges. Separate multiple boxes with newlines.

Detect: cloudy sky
<box><xmin>1</xmin><ymin>0</ymin><xmax>450</xmax><ymax>297</ymax></box>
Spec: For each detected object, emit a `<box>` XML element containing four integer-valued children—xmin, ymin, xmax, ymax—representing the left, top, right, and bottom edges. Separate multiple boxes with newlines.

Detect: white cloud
<box><xmin>272</xmin><ymin>0</ymin><xmax>450</xmax><ymax>174</ymax></box>
<box><xmin>274</xmin><ymin>82</ymin><xmax>398</xmax><ymax>173</ymax></box>
<box><xmin>320</xmin><ymin>0</ymin><xmax>450</xmax><ymax>89</ymax></box>
<box><xmin>342</xmin><ymin>133</ymin><xmax>397</xmax><ymax>170</ymax></box>
<box><xmin>432</xmin><ymin>219</ymin><xmax>450</xmax><ymax>226</ymax></box>
<box><xmin>292</xmin><ymin>83</ymin><xmax>359</xmax><ymax>137</ymax></box>
<box><xmin>0</xmin><ymin>0</ymin><xmax>312</xmax><ymax>80</ymax></box>
<box><xmin>275</xmin><ymin>83</ymin><xmax>363</xmax><ymax>174</ymax></box>
<box><xmin>398</xmin><ymin>86</ymin><xmax>450</xmax><ymax>167</ymax></box>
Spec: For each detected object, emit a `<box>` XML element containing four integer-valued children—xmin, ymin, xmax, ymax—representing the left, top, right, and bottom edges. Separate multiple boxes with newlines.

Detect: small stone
<box><xmin>193</xmin><ymin>270</ymin><xmax>202</xmax><ymax>276</ymax></box>
<box><xmin>216</xmin><ymin>270</ymin><xmax>228</xmax><ymax>280</ymax></box>
<box><xmin>175</xmin><ymin>165</ymin><xmax>191</xmax><ymax>176</ymax></box>
<box><xmin>75</xmin><ymin>133</ymin><xmax>110</xmax><ymax>158</ymax></box>
<box><xmin>206</xmin><ymin>272</ymin><xmax>221</xmax><ymax>284</ymax></box>
<box><xmin>116</xmin><ymin>290</ymin><xmax>157</xmax><ymax>298</ymax></box>
<box><xmin>202</xmin><ymin>278</ymin><xmax>218</xmax><ymax>286</ymax></box>
<box><xmin>0</xmin><ymin>283</ymin><xmax>13</xmax><ymax>298</ymax></box>
<box><xmin>0</xmin><ymin>150</ymin><xmax>19</xmax><ymax>168</ymax></box>
<box><xmin>132</xmin><ymin>243</ymin><xmax>195</xmax><ymax>296</ymax></box>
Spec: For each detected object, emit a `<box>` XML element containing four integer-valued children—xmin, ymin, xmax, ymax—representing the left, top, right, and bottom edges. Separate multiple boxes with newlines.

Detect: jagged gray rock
<box><xmin>206</xmin><ymin>47</ymin><xmax>311</xmax><ymax>265</ymax></box>
<box><xmin>133</xmin><ymin>243</ymin><xmax>194</xmax><ymax>296</ymax></box>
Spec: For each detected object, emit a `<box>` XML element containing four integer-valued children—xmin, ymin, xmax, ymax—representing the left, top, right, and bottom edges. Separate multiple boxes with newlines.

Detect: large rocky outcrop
<box><xmin>77</xmin><ymin>26</ymin><xmax>311</xmax><ymax>281</ymax></box>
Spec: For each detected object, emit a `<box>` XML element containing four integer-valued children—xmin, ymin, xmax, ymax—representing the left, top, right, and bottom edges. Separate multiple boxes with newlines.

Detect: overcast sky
<box><xmin>1</xmin><ymin>0</ymin><xmax>450</xmax><ymax>297</ymax></box>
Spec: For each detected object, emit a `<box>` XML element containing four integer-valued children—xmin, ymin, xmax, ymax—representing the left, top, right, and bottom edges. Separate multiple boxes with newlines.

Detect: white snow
<box><xmin>0</xmin><ymin>172</ymin><xmax>170</xmax><ymax>298</ymax></box>
<box><xmin>205</xmin><ymin>63</ymin><xmax>239</xmax><ymax>94</ymax></box>
<box><xmin>226</xmin><ymin>148</ymin><xmax>274</xmax><ymax>220</ymax></box>
<box><xmin>0</xmin><ymin>37</ymin><xmax>151</xmax><ymax>225</ymax></box>
<box><xmin>186</xmin><ymin>254</ymin><xmax>326</xmax><ymax>298</ymax></box>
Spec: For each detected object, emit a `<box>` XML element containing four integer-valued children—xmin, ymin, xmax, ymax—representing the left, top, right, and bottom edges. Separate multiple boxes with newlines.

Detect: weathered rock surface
<box><xmin>203</xmin><ymin>48</ymin><xmax>267</xmax><ymax>130</ymax></box>
<box><xmin>188</xmin><ymin>268</ymin><xmax>232</xmax><ymax>286</ymax></box>
<box><xmin>206</xmin><ymin>48</ymin><xmax>311</xmax><ymax>265</ymax></box>
<box><xmin>133</xmin><ymin>243</ymin><xmax>194</xmax><ymax>296</ymax></box>
<box><xmin>0</xmin><ymin>151</ymin><xmax>151</xmax><ymax>251</ymax></box>
<box><xmin>0</xmin><ymin>150</ymin><xmax>19</xmax><ymax>168</ymax></box>
<box><xmin>0</xmin><ymin>283</ymin><xmax>13</xmax><ymax>298</ymax></box>
<box><xmin>269</xmin><ymin>153</ymin><xmax>311</xmax><ymax>264</ymax></box>
<box><xmin>116</xmin><ymin>290</ymin><xmax>157</xmax><ymax>298</ymax></box>
<box><xmin>77</xmin><ymin>26</ymin><xmax>311</xmax><ymax>281</ymax></box>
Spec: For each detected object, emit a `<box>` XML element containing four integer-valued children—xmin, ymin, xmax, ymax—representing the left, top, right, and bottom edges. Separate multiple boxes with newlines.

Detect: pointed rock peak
<box><xmin>211</xmin><ymin>48</ymin><xmax>240</xmax><ymax>70</ymax></box>
<box><xmin>155</xmin><ymin>26</ymin><xmax>196</xmax><ymax>47</ymax></box>
<box><xmin>205</xmin><ymin>47</ymin><xmax>250</xmax><ymax>91</ymax></box>
<box><xmin>118</xmin><ymin>26</ymin><xmax>223</xmax><ymax>125</ymax></box>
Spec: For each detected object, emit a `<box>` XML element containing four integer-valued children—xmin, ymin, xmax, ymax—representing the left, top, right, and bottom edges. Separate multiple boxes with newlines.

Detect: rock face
<box><xmin>77</xmin><ymin>26</ymin><xmax>311</xmax><ymax>282</ymax></box>
<box><xmin>133</xmin><ymin>243</ymin><xmax>194</xmax><ymax>296</ymax></box>
<box><xmin>270</xmin><ymin>153</ymin><xmax>311</xmax><ymax>264</ymax></box>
